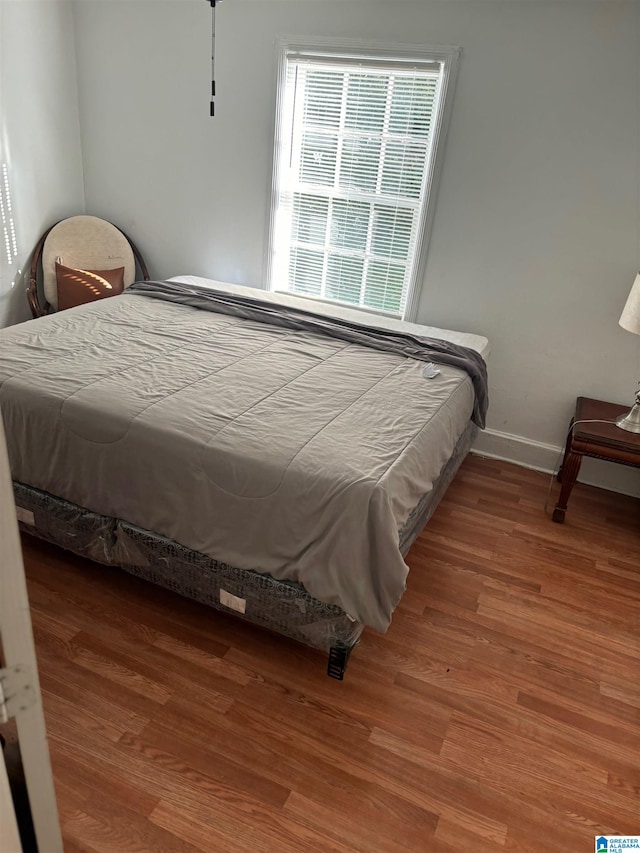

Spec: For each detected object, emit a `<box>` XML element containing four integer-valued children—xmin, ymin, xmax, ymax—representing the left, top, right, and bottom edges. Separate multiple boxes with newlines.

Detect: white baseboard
<box><xmin>471</xmin><ymin>428</ymin><xmax>640</xmax><ymax>499</ymax></box>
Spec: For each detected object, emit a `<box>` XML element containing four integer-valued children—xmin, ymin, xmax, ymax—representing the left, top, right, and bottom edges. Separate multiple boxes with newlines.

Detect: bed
<box><xmin>0</xmin><ymin>276</ymin><xmax>489</xmax><ymax>677</ymax></box>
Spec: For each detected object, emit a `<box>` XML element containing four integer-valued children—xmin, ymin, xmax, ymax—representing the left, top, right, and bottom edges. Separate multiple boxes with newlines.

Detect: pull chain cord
<box><xmin>208</xmin><ymin>0</ymin><xmax>221</xmax><ymax>116</ymax></box>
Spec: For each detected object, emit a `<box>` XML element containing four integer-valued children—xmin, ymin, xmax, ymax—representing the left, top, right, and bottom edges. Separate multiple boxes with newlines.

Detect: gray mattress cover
<box><xmin>0</xmin><ymin>284</ymin><xmax>487</xmax><ymax>631</ymax></box>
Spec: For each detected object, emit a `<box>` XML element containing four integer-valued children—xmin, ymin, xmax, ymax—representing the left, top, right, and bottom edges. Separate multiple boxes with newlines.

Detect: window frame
<box><xmin>265</xmin><ymin>36</ymin><xmax>461</xmax><ymax>322</ymax></box>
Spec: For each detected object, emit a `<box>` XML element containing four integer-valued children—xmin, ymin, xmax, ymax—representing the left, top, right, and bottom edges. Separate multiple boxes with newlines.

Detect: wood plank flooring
<box><xmin>18</xmin><ymin>456</ymin><xmax>640</xmax><ymax>852</ymax></box>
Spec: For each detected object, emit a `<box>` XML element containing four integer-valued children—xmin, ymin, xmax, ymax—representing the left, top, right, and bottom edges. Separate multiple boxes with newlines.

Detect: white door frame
<box><xmin>0</xmin><ymin>415</ymin><xmax>63</xmax><ymax>852</ymax></box>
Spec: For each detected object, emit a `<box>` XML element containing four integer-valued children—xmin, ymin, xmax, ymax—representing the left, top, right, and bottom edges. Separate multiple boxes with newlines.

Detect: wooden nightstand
<box><xmin>553</xmin><ymin>396</ymin><xmax>640</xmax><ymax>523</ymax></box>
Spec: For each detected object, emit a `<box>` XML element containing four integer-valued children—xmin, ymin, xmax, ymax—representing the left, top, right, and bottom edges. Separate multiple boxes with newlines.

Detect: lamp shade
<box><xmin>620</xmin><ymin>273</ymin><xmax>640</xmax><ymax>335</ymax></box>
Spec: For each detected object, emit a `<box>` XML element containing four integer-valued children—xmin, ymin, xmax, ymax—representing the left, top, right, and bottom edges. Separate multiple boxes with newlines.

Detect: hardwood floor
<box><xmin>18</xmin><ymin>456</ymin><xmax>640</xmax><ymax>852</ymax></box>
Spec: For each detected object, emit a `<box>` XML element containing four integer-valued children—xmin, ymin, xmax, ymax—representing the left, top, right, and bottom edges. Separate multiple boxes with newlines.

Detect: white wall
<box><xmin>73</xmin><ymin>0</ymin><xmax>640</xmax><ymax>495</ymax></box>
<box><xmin>0</xmin><ymin>0</ymin><xmax>85</xmax><ymax>327</ymax></box>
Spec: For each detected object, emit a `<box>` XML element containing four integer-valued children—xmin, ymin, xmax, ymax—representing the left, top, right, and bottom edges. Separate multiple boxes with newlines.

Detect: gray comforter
<box><xmin>130</xmin><ymin>280</ymin><xmax>488</xmax><ymax>428</ymax></box>
<box><xmin>0</xmin><ymin>282</ymin><xmax>487</xmax><ymax>630</ymax></box>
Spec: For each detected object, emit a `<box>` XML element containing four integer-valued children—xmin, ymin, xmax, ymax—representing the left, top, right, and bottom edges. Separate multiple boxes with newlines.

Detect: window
<box><xmin>267</xmin><ymin>40</ymin><xmax>459</xmax><ymax>319</ymax></box>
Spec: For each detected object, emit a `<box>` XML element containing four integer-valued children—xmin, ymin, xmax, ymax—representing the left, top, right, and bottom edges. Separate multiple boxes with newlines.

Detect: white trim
<box><xmin>271</xmin><ymin>35</ymin><xmax>460</xmax><ymax>67</ymax></box>
<box><xmin>263</xmin><ymin>39</ymin><xmax>290</xmax><ymax>290</ymax></box>
<box><xmin>403</xmin><ymin>46</ymin><xmax>460</xmax><ymax>322</ymax></box>
<box><xmin>0</xmin><ymin>416</ymin><xmax>63</xmax><ymax>852</ymax></box>
<box><xmin>472</xmin><ymin>428</ymin><xmax>640</xmax><ymax>498</ymax></box>
<box><xmin>0</xmin><ymin>753</ymin><xmax>21</xmax><ymax>853</ymax></box>
<box><xmin>472</xmin><ymin>428</ymin><xmax>562</xmax><ymax>473</ymax></box>
<box><xmin>264</xmin><ymin>35</ymin><xmax>461</xmax><ymax>322</ymax></box>
<box><xmin>272</xmin><ymin>287</ymin><xmax>399</xmax><ymax>319</ymax></box>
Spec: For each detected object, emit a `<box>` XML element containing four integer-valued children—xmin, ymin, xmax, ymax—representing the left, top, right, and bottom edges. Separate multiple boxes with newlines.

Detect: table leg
<box><xmin>552</xmin><ymin>450</ymin><xmax>582</xmax><ymax>523</ymax></box>
<box><xmin>557</xmin><ymin>419</ymin><xmax>574</xmax><ymax>483</ymax></box>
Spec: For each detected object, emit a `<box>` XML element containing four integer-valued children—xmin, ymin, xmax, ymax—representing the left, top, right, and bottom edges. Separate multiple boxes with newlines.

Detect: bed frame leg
<box><xmin>327</xmin><ymin>644</ymin><xmax>353</xmax><ymax>680</ymax></box>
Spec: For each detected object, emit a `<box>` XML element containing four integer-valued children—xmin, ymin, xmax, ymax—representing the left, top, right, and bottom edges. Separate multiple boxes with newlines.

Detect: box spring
<box><xmin>14</xmin><ymin>423</ymin><xmax>476</xmax><ymax>678</ymax></box>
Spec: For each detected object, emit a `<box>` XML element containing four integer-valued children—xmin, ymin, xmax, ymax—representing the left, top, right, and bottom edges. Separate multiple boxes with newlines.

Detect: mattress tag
<box><xmin>423</xmin><ymin>362</ymin><xmax>441</xmax><ymax>379</ymax></box>
<box><xmin>15</xmin><ymin>506</ymin><xmax>35</xmax><ymax>526</ymax></box>
<box><xmin>219</xmin><ymin>588</ymin><xmax>246</xmax><ymax>614</ymax></box>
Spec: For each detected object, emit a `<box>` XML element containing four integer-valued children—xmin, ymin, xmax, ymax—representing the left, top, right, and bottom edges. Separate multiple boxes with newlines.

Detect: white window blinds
<box><xmin>268</xmin><ymin>47</ymin><xmax>455</xmax><ymax>318</ymax></box>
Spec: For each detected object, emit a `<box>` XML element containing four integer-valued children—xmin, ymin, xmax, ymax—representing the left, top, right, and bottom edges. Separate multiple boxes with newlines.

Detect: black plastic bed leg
<box><xmin>327</xmin><ymin>645</ymin><xmax>352</xmax><ymax>680</ymax></box>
